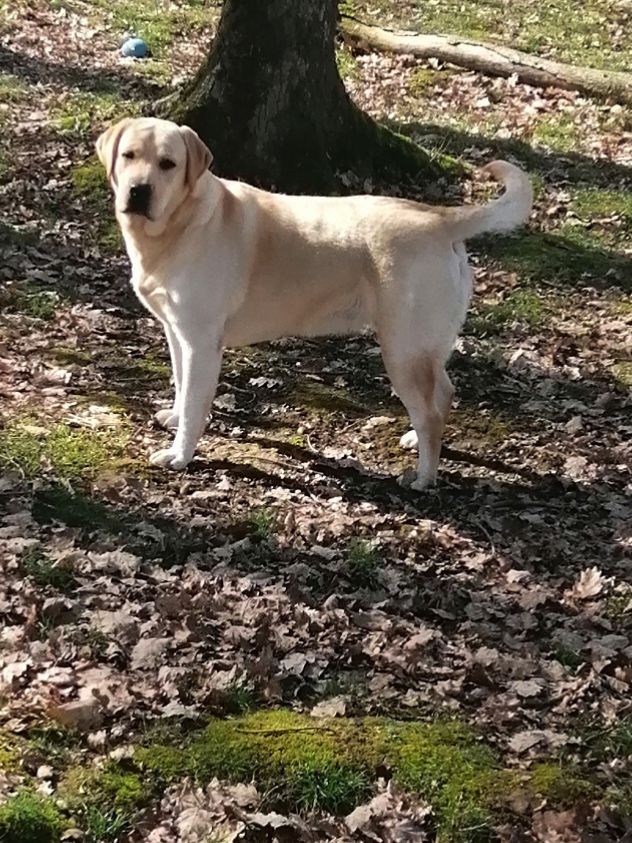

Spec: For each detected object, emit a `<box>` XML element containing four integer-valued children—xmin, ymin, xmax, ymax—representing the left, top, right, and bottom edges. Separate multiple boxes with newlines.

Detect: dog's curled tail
<box><xmin>448</xmin><ymin>160</ymin><xmax>533</xmax><ymax>241</ymax></box>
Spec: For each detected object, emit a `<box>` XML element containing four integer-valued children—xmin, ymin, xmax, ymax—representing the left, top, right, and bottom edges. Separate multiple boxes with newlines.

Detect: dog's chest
<box><xmin>132</xmin><ymin>272</ymin><xmax>172</xmax><ymax>322</ymax></box>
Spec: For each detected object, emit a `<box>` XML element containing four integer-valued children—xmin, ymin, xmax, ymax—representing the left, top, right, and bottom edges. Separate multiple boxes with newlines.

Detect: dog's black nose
<box><xmin>127</xmin><ymin>183</ymin><xmax>152</xmax><ymax>215</ymax></box>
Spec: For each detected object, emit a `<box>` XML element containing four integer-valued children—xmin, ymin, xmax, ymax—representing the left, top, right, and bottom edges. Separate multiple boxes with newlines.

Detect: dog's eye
<box><xmin>159</xmin><ymin>158</ymin><xmax>176</xmax><ymax>171</ymax></box>
<box><xmin>121</xmin><ymin>150</ymin><xmax>135</xmax><ymax>160</ymax></box>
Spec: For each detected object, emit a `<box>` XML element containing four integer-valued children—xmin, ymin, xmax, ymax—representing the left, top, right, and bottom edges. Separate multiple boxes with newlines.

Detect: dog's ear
<box><xmin>95</xmin><ymin>119</ymin><xmax>132</xmax><ymax>183</ymax></box>
<box><xmin>180</xmin><ymin>125</ymin><xmax>213</xmax><ymax>190</ymax></box>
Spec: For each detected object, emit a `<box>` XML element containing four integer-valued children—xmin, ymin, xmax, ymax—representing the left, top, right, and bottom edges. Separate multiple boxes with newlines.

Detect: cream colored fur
<box><xmin>96</xmin><ymin>117</ymin><xmax>532</xmax><ymax>490</ymax></box>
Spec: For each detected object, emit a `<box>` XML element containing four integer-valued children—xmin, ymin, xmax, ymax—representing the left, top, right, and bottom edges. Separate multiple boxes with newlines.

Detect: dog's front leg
<box><xmin>149</xmin><ymin>333</ymin><xmax>222</xmax><ymax>470</ymax></box>
<box><xmin>154</xmin><ymin>322</ymin><xmax>183</xmax><ymax>430</ymax></box>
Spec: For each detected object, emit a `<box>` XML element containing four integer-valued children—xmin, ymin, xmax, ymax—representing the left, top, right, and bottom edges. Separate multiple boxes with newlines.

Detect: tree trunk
<box><xmin>340</xmin><ymin>18</ymin><xmax>632</xmax><ymax>107</ymax></box>
<box><xmin>162</xmin><ymin>0</ymin><xmax>450</xmax><ymax>193</ymax></box>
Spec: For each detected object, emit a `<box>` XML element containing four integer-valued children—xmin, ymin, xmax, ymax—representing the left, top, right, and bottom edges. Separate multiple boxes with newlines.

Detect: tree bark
<box><xmin>340</xmin><ymin>18</ymin><xmax>632</xmax><ymax>106</ymax></box>
<box><xmin>162</xmin><ymin>0</ymin><xmax>450</xmax><ymax>193</ymax></box>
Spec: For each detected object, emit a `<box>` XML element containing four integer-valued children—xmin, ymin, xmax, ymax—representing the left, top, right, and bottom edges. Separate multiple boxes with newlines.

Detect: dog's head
<box><xmin>96</xmin><ymin>117</ymin><xmax>212</xmax><ymax>228</ymax></box>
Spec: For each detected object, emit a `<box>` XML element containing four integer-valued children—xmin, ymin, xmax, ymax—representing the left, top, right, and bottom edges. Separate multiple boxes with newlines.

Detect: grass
<box><xmin>248</xmin><ymin>507</ymin><xmax>276</xmax><ymax>541</ymax></box>
<box><xmin>82</xmin><ymin>806</ymin><xmax>130</xmax><ymax>843</ymax></box>
<box><xmin>88</xmin><ymin>0</ymin><xmax>214</xmax><ymax>57</ymax></box>
<box><xmin>25</xmin><ymin>726</ymin><xmax>82</xmax><ymax>770</ymax></box>
<box><xmin>0</xmin><ymin>791</ymin><xmax>64</xmax><ymax>843</ymax></box>
<box><xmin>347</xmin><ymin>539</ymin><xmax>382</xmax><ymax>589</ymax></box>
<box><xmin>532</xmin><ymin>114</ymin><xmax>581</xmax><ymax>153</ymax></box>
<box><xmin>0</xmin><ymin>220</ymin><xmax>39</xmax><ymax>248</ymax></box>
<box><xmin>21</xmin><ymin>544</ymin><xmax>76</xmax><ymax>590</ymax></box>
<box><xmin>350</xmin><ymin>0</ymin><xmax>631</xmax><ymax>71</ymax></box>
<box><xmin>60</xmin><ymin>762</ymin><xmax>148</xmax><ymax>840</ymax></box>
<box><xmin>0</xmin><ymin>419</ymin><xmax>130</xmax><ymax>480</ymax></box>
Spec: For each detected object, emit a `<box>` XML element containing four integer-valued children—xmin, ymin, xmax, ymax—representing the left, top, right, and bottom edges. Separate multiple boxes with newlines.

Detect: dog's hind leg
<box><xmin>382</xmin><ymin>348</ymin><xmax>452</xmax><ymax>491</ymax></box>
<box><xmin>398</xmin><ymin>367</ymin><xmax>453</xmax><ymax>456</ymax></box>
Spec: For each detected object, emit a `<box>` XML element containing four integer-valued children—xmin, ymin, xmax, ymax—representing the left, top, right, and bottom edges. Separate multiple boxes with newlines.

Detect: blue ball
<box><xmin>121</xmin><ymin>38</ymin><xmax>149</xmax><ymax>59</ymax></box>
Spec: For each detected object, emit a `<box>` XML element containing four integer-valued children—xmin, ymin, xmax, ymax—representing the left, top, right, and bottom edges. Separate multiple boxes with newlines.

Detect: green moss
<box><xmin>612</xmin><ymin>361</ymin><xmax>632</xmax><ymax>388</ymax></box>
<box><xmin>448</xmin><ymin>408</ymin><xmax>511</xmax><ymax>448</ymax></box>
<box><xmin>610</xmin><ymin>299</ymin><xmax>632</xmax><ymax>317</ymax></box>
<box><xmin>21</xmin><ymin>544</ymin><xmax>76</xmax><ymax>590</ymax></box>
<box><xmin>0</xmin><ymin>791</ymin><xmax>64</xmax><ymax>843</ymax></box>
<box><xmin>136</xmin><ymin>742</ymin><xmax>192</xmax><ymax>781</ymax></box>
<box><xmin>353</xmin><ymin>0</ymin><xmax>631</xmax><ymax>72</ymax></box>
<box><xmin>532</xmin><ymin>115</ymin><xmax>580</xmax><ymax>152</ymax></box>
<box><xmin>61</xmin><ymin>763</ymin><xmax>148</xmax><ymax>813</ymax></box>
<box><xmin>49</xmin><ymin>346</ymin><xmax>92</xmax><ymax>367</ymax></box>
<box><xmin>336</xmin><ymin>46</ymin><xmax>358</xmax><ymax>81</ymax></box>
<box><xmin>292</xmin><ymin>381</ymin><xmax>368</xmax><ymax>415</ymax></box>
<box><xmin>529</xmin><ymin>763</ymin><xmax>594</xmax><ymax>804</ymax></box>
<box><xmin>87</xmin><ymin>0</ymin><xmax>213</xmax><ymax>57</ymax></box>
<box><xmin>100</xmin><ymin>351</ymin><xmax>170</xmax><ymax>382</ymax></box>
<box><xmin>479</xmin><ymin>229</ymin><xmax>630</xmax><ymax>291</ymax></box>
<box><xmin>53</xmin><ymin>92</ymin><xmax>135</xmax><ymax>136</ymax></box>
<box><xmin>0</xmin><ymin>732</ymin><xmax>22</xmax><ymax>771</ymax></box>
<box><xmin>0</xmin><ymin>420</ymin><xmax>130</xmax><ymax>480</ymax></box>
<box><xmin>388</xmin><ymin>720</ymin><xmax>500</xmax><ymax>841</ymax></box>
<box><xmin>605</xmin><ymin>586</ymin><xmax>632</xmax><ymax>620</ymax></box>
<box><xmin>70</xmin><ymin>158</ymin><xmax>122</xmax><ymax>254</ymax></box>
<box><xmin>71</xmin><ymin>157</ymin><xmax>108</xmax><ymax>198</ymax></box>
<box><xmin>408</xmin><ymin>67</ymin><xmax>453</xmax><ymax>96</ymax></box>
<box><xmin>0</xmin><ymin>72</ymin><xmax>27</xmax><ymax>102</ymax></box>
<box><xmin>10</xmin><ymin>289</ymin><xmax>61</xmax><ymax>320</ymax></box>
<box><xmin>60</xmin><ymin>762</ymin><xmax>149</xmax><ymax>842</ymax></box>
<box><xmin>137</xmin><ymin>712</ymin><xmax>503</xmax><ymax>839</ymax></box>
<box><xmin>572</xmin><ymin>188</ymin><xmax>632</xmax><ymax>224</ymax></box>
<box><xmin>467</xmin><ymin>289</ymin><xmax>548</xmax><ymax>335</ymax></box>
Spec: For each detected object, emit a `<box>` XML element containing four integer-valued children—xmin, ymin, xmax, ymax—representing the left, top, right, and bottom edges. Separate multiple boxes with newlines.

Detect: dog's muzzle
<box><xmin>126</xmin><ymin>183</ymin><xmax>152</xmax><ymax>216</ymax></box>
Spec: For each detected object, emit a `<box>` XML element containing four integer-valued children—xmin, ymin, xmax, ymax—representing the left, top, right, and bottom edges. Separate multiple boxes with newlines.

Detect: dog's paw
<box><xmin>399</xmin><ymin>430</ymin><xmax>418</xmax><ymax>451</ymax></box>
<box><xmin>154</xmin><ymin>408</ymin><xmax>179</xmax><ymax>430</ymax></box>
<box><xmin>397</xmin><ymin>467</ymin><xmax>434</xmax><ymax>492</ymax></box>
<box><xmin>149</xmin><ymin>448</ymin><xmax>190</xmax><ymax>470</ymax></box>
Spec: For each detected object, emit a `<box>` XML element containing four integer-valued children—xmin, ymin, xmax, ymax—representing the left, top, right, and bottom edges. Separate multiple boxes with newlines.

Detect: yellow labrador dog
<box><xmin>96</xmin><ymin>117</ymin><xmax>532</xmax><ymax>490</ymax></box>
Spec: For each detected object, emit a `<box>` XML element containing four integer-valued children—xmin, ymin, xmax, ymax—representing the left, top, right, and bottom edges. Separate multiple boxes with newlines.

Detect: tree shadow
<box><xmin>473</xmin><ymin>229</ymin><xmax>631</xmax><ymax>293</ymax></box>
<box><xmin>0</xmin><ymin>43</ymin><xmax>162</xmax><ymax>100</ymax></box>
<box><xmin>395</xmin><ymin>119</ymin><xmax>632</xmax><ymax>189</ymax></box>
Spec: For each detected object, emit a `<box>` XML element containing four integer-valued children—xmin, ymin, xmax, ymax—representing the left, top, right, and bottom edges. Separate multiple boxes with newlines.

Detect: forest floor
<box><xmin>0</xmin><ymin>1</ymin><xmax>630</xmax><ymax>841</ymax></box>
